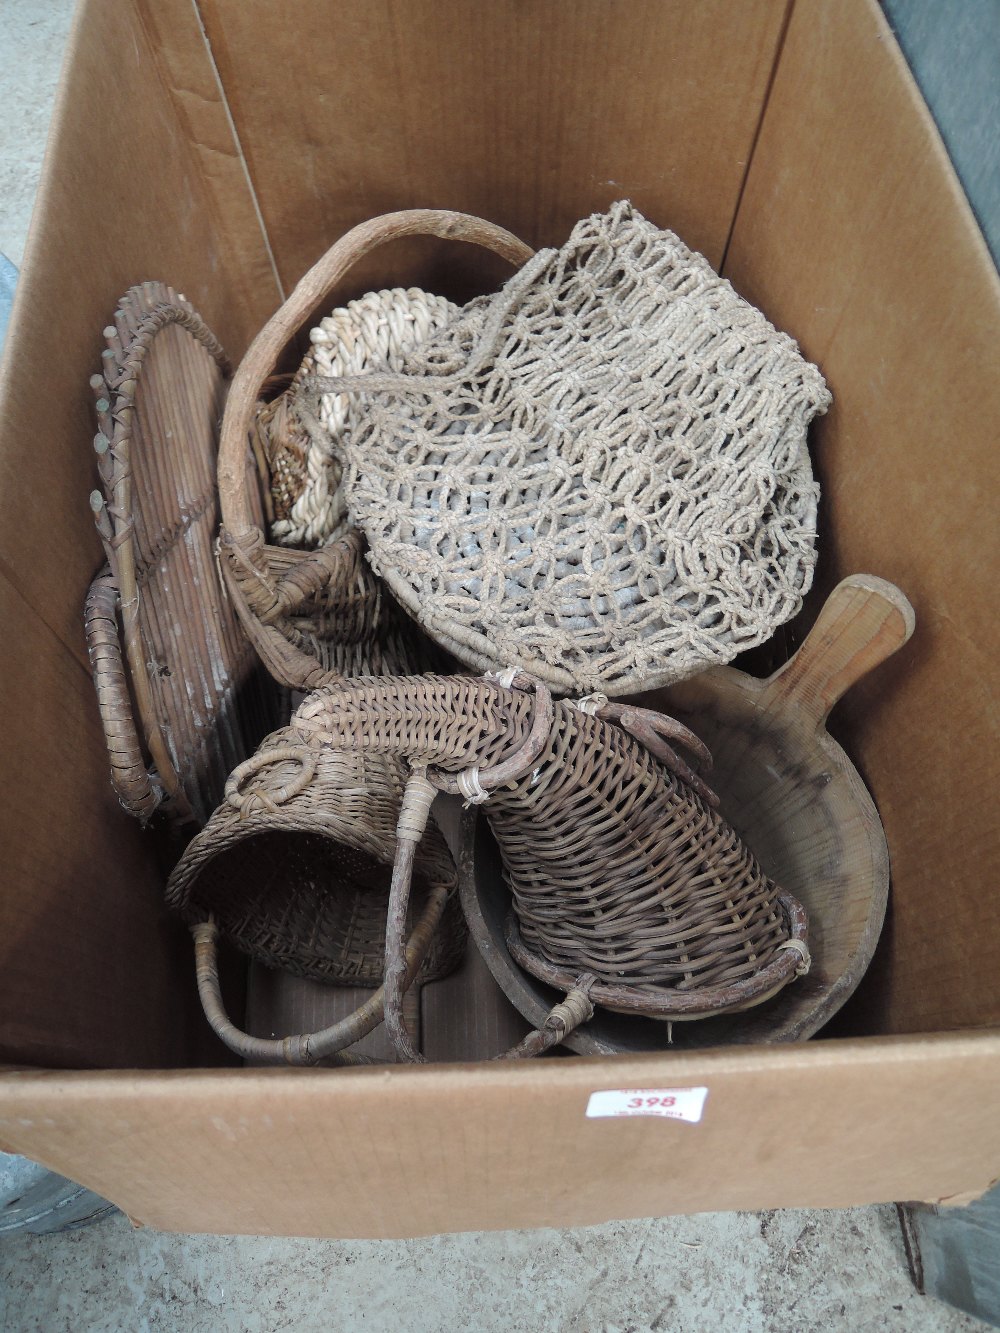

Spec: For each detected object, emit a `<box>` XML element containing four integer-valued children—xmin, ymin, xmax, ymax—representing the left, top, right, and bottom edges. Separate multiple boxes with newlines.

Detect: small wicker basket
<box><xmin>165</xmin><ymin>725</ymin><xmax>464</xmax><ymax>1065</ymax></box>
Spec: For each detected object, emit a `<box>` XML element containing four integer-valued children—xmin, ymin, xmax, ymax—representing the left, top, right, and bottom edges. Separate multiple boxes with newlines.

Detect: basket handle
<box><xmin>191</xmin><ymin>875</ymin><xmax>450</xmax><ymax>1066</ymax></box>
<box><xmin>84</xmin><ymin>568</ymin><xmax>165</xmax><ymax>823</ymax></box>
<box><xmin>382</xmin><ymin>775</ymin><xmax>596</xmax><ymax>1062</ymax></box>
<box><xmin>218</xmin><ymin>209</ymin><xmax>534</xmax><ymax>538</ymax></box>
<box><xmin>760</xmin><ymin>574</ymin><xmax>915</xmax><ymax>729</ymax></box>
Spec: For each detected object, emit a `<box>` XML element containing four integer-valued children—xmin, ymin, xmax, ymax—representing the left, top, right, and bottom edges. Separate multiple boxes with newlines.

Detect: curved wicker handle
<box><xmin>383</xmin><ymin>773</ymin><xmax>595</xmax><ymax>1062</ymax></box>
<box><xmin>84</xmin><ymin>568</ymin><xmax>163</xmax><ymax>823</ymax></box>
<box><xmin>192</xmin><ymin>874</ymin><xmax>450</xmax><ymax>1066</ymax></box>
<box><xmin>218</xmin><ymin>209</ymin><xmax>534</xmax><ymax>539</ymax></box>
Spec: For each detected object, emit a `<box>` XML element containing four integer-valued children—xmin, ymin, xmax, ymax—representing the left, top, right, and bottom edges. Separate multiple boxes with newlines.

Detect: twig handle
<box><xmin>760</xmin><ymin>574</ymin><xmax>915</xmax><ymax>729</ymax></box>
<box><xmin>192</xmin><ymin>876</ymin><xmax>449</xmax><ymax>1066</ymax></box>
<box><xmin>218</xmin><ymin>208</ymin><xmax>534</xmax><ymax>537</ymax></box>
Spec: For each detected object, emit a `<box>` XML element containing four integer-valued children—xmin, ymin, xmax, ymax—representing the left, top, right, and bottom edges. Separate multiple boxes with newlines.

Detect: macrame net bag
<box><xmin>301</xmin><ymin>201</ymin><xmax>832</xmax><ymax>696</ymax></box>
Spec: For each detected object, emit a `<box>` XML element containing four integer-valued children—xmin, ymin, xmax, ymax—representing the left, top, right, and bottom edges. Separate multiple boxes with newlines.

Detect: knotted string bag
<box><xmin>299</xmin><ymin>200</ymin><xmax>832</xmax><ymax>696</ymax></box>
<box><xmin>196</xmin><ymin>671</ymin><xmax>809</xmax><ymax>1064</ymax></box>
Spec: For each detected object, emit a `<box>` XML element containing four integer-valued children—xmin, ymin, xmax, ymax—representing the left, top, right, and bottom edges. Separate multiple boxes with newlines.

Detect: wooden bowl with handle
<box><xmin>460</xmin><ymin>573</ymin><xmax>915</xmax><ymax>1052</ymax></box>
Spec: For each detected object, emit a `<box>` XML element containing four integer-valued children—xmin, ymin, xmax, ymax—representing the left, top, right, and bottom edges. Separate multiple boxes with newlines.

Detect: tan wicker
<box><xmin>284</xmin><ymin>672</ymin><xmax>809</xmax><ymax>1062</ymax></box>
<box><xmin>84</xmin><ymin>283</ymin><xmax>281</xmax><ymax>826</ymax></box>
<box><xmin>165</xmin><ymin>722</ymin><xmax>463</xmax><ymax>1064</ymax></box>
<box><xmin>298</xmin><ymin>201</ymin><xmax>832</xmax><ymax>696</ymax></box>
<box><xmin>216</xmin><ymin>211</ymin><xmax>534</xmax><ymax>691</ymax></box>
<box><xmin>257</xmin><ymin>288</ymin><xmax>458</xmax><ymax>550</ymax></box>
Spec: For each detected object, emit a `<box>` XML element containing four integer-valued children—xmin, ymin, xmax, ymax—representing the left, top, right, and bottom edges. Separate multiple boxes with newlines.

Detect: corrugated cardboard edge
<box><xmin>136</xmin><ymin>0</ymin><xmax>284</xmax><ymax>313</ymax></box>
<box><xmin>1</xmin><ymin>1032</ymin><xmax>999</xmax><ymax>1237</ymax></box>
<box><xmin>723</xmin><ymin>0</ymin><xmax>1000</xmax><ymax>1036</ymax></box>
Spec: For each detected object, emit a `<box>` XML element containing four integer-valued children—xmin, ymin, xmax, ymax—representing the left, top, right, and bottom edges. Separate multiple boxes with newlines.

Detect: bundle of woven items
<box><xmin>88</xmin><ymin>202</ymin><xmax>838</xmax><ymax>1064</ymax></box>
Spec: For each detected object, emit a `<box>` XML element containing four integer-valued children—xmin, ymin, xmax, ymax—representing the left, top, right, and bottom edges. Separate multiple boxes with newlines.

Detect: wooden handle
<box><xmin>218</xmin><ymin>209</ymin><xmax>535</xmax><ymax>537</ymax></box>
<box><xmin>760</xmin><ymin>574</ymin><xmax>915</xmax><ymax>728</ymax></box>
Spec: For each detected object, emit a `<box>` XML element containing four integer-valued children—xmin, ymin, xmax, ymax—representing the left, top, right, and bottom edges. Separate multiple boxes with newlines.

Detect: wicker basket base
<box><xmin>505</xmin><ymin>901</ymin><xmax>807</xmax><ymax>1023</ymax></box>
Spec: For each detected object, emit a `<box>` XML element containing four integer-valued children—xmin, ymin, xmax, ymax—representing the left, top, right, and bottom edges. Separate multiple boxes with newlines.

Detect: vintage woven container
<box><xmin>84</xmin><ymin>282</ymin><xmax>281</xmax><ymax>826</ymax></box>
<box><xmin>217</xmin><ymin>214</ymin><xmax>534</xmax><ymax>690</ymax></box>
<box><xmin>165</xmin><ymin>725</ymin><xmax>462</xmax><ymax>1052</ymax></box>
<box><xmin>295</xmin><ymin>202</ymin><xmax>832</xmax><ymax>695</ymax></box>
<box><xmin>286</xmin><ymin>671</ymin><xmax>810</xmax><ymax>1062</ymax></box>
<box><xmin>253</xmin><ymin>287</ymin><xmax>458</xmax><ymax>549</ymax></box>
<box><xmin>232</xmin><ymin>287</ymin><xmax>459</xmax><ymax>688</ymax></box>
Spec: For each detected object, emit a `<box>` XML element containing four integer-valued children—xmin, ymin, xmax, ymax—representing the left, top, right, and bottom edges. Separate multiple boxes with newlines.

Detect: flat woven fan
<box><xmin>297</xmin><ymin>202</ymin><xmax>832</xmax><ymax>695</ymax></box>
<box><xmin>231</xmin><ymin>288</ymin><xmax>458</xmax><ymax>689</ymax></box>
<box><xmin>84</xmin><ymin>283</ymin><xmax>281</xmax><ymax>826</ymax></box>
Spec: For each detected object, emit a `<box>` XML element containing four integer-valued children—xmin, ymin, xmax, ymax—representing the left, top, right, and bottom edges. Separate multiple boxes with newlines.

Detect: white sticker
<box><xmin>585</xmin><ymin>1087</ymin><xmax>708</xmax><ymax>1123</ymax></box>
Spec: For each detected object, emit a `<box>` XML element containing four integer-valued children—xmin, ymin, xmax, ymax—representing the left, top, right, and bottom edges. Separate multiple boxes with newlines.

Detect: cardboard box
<box><xmin>0</xmin><ymin>0</ymin><xmax>998</xmax><ymax>1237</ymax></box>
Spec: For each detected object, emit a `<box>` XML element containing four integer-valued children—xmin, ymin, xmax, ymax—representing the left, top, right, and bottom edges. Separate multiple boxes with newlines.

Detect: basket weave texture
<box><xmin>165</xmin><ymin>717</ymin><xmax>462</xmax><ymax>986</ymax></box>
<box><xmin>84</xmin><ymin>283</ymin><xmax>280</xmax><ymax>825</ymax></box>
<box><xmin>224</xmin><ymin>290</ymin><xmax>458</xmax><ymax>690</ymax></box>
<box><xmin>216</xmin><ymin>211</ymin><xmax>534</xmax><ymax>693</ymax></box>
<box><xmin>308</xmin><ymin>201</ymin><xmax>831</xmax><ymax>695</ymax></box>
<box><xmin>292</xmin><ymin>673</ymin><xmax>809</xmax><ymax>1020</ymax></box>
<box><xmin>258</xmin><ymin>288</ymin><xmax>457</xmax><ymax>549</ymax></box>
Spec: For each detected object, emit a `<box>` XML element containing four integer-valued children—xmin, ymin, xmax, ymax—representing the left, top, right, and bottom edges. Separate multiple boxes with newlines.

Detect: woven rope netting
<box><xmin>304</xmin><ymin>202</ymin><xmax>832</xmax><ymax>695</ymax></box>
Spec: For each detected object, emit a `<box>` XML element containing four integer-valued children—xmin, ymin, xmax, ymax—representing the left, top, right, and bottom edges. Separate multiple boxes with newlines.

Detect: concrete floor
<box><xmin>0</xmin><ymin>1205</ymin><xmax>985</xmax><ymax>1332</ymax></box>
<box><xmin>0</xmin><ymin>3</ymin><xmax>990</xmax><ymax>1330</ymax></box>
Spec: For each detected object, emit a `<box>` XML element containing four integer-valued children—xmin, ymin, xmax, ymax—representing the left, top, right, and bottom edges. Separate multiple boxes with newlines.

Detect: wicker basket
<box><xmin>282</xmin><ymin>671</ymin><xmax>809</xmax><ymax>1061</ymax></box>
<box><xmin>216</xmin><ymin>211</ymin><xmax>534</xmax><ymax>691</ymax></box>
<box><xmin>253</xmin><ymin>287</ymin><xmax>459</xmax><ymax>550</ymax></box>
<box><xmin>84</xmin><ymin>282</ymin><xmax>281</xmax><ymax>826</ymax></box>
<box><xmin>461</xmin><ymin>575</ymin><xmax>914</xmax><ymax>1052</ymax></box>
<box><xmin>165</xmin><ymin>723</ymin><xmax>464</xmax><ymax>1064</ymax></box>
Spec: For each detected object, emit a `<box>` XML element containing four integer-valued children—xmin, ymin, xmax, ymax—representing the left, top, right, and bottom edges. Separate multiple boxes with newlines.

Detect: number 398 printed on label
<box><xmin>585</xmin><ymin>1087</ymin><xmax>708</xmax><ymax>1123</ymax></box>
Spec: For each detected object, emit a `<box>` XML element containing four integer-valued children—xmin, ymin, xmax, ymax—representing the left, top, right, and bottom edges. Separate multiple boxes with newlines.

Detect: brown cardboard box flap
<box><xmin>1</xmin><ymin>1033</ymin><xmax>999</xmax><ymax>1237</ymax></box>
<box><xmin>723</xmin><ymin>0</ymin><xmax>1000</xmax><ymax>1037</ymax></box>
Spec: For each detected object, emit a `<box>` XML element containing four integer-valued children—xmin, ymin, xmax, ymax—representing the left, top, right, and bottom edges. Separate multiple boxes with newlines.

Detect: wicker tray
<box><xmin>84</xmin><ymin>282</ymin><xmax>281</xmax><ymax>826</ymax></box>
